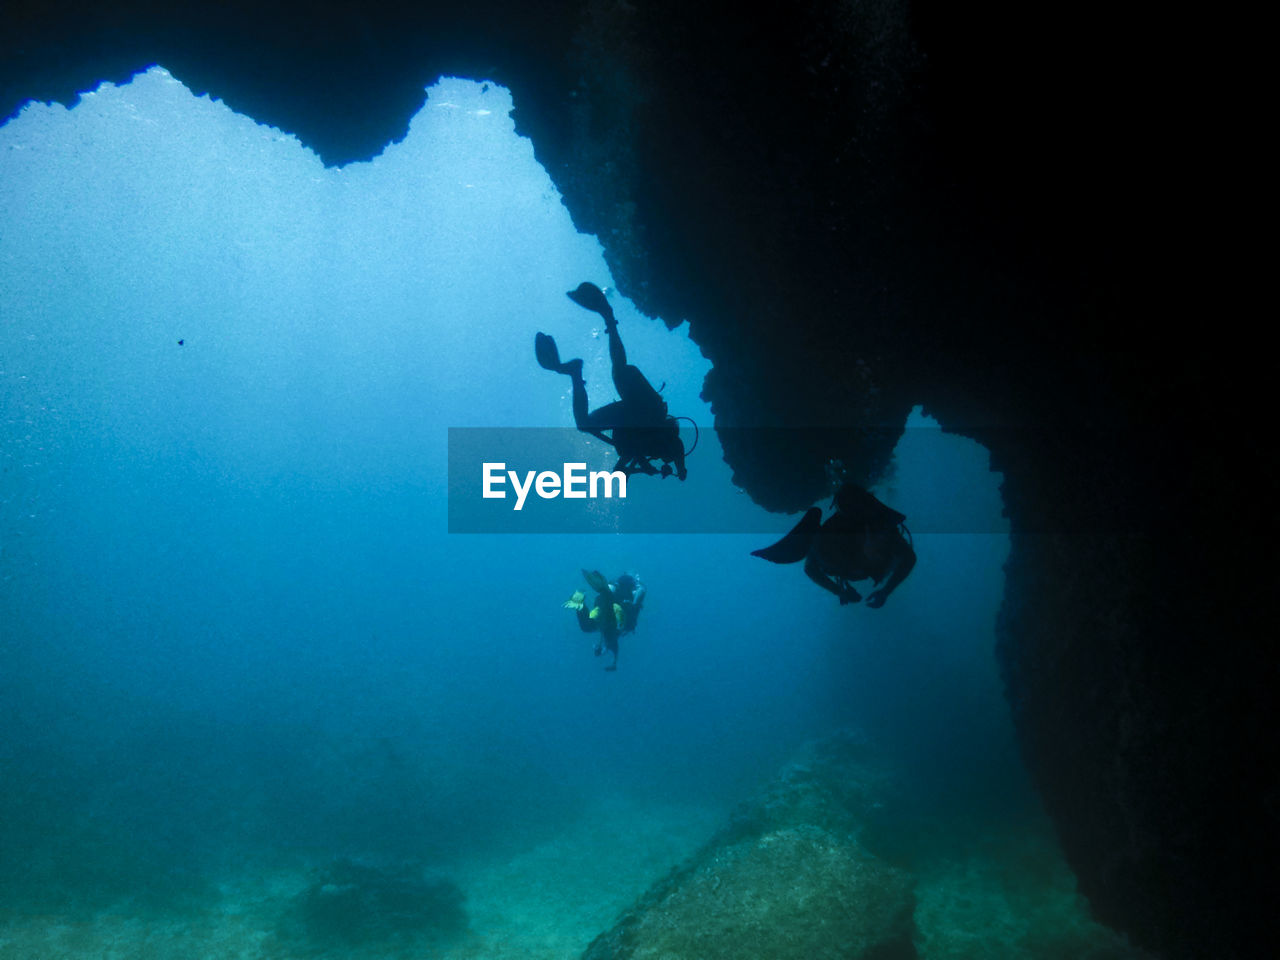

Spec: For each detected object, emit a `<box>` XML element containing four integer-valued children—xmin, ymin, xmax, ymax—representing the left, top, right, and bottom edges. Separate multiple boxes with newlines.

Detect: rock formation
<box><xmin>3</xmin><ymin>4</ymin><xmax>1264</xmax><ymax>956</ymax></box>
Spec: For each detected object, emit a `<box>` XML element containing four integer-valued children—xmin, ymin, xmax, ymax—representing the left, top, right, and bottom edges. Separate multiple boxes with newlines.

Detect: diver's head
<box><xmin>615</xmin><ymin>573</ymin><xmax>637</xmax><ymax>596</ymax></box>
<box><xmin>833</xmin><ymin>482</ymin><xmax>858</xmax><ymax>514</ymax></box>
<box><xmin>826</xmin><ymin>459</ymin><xmax>849</xmax><ymax>498</ymax></box>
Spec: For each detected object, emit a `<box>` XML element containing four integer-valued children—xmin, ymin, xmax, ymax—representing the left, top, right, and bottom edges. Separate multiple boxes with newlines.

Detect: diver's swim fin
<box><xmin>535</xmin><ymin>332</ymin><xmax>563</xmax><ymax>371</ymax></box>
<box><xmin>751</xmin><ymin>508</ymin><xmax>823</xmax><ymax>564</ymax></box>
<box><xmin>582</xmin><ymin>568</ymin><xmax>610</xmax><ymax>593</ymax></box>
<box><xmin>567</xmin><ymin>282</ymin><xmax>614</xmax><ymax>322</ymax></box>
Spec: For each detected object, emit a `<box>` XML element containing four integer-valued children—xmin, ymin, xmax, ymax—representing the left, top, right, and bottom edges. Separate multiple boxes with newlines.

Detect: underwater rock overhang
<box><xmin>3</xmin><ymin>2</ymin><xmax>1270</xmax><ymax>958</ymax></box>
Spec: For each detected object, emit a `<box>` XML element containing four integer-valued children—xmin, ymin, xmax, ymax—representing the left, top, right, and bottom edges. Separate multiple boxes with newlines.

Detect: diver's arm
<box><xmin>658</xmin><ymin>426</ymin><xmax>686</xmax><ymax>480</ymax></box>
<box><xmin>804</xmin><ymin>554</ymin><xmax>860</xmax><ymax>604</ymax></box>
<box><xmin>865</xmin><ymin>538</ymin><xmax>916</xmax><ymax>608</ymax></box>
<box><xmin>618</xmin><ymin>456</ymin><xmax>659</xmax><ymax>476</ymax></box>
<box><xmin>672</xmin><ymin>445</ymin><xmax>687</xmax><ymax>481</ymax></box>
<box><xmin>613</xmin><ymin>455</ymin><xmax>642</xmax><ymax>476</ymax></box>
<box><xmin>604</xmin><ymin>318</ymin><xmax>627</xmax><ymax>371</ymax></box>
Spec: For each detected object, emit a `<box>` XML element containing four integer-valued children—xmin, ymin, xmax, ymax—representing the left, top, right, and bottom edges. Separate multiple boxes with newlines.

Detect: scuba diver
<box><xmin>563</xmin><ymin>569</ymin><xmax>645</xmax><ymax>671</ymax></box>
<box><xmin>751</xmin><ymin>477</ymin><xmax>916</xmax><ymax>608</ymax></box>
<box><xmin>535</xmin><ymin>282</ymin><xmax>690</xmax><ymax>480</ymax></box>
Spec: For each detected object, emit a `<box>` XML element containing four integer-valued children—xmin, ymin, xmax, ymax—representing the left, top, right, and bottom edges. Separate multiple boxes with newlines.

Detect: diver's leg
<box><xmin>602</xmin><ymin>319</ymin><xmax>668</xmax><ymax>422</ymax></box>
<box><xmin>596</xmin><ymin>596</ymin><xmax>620</xmax><ymax>670</ymax></box>
<box><xmin>538</xmin><ymin>334</ymin><xmax>595</xmax><ymax>434</ymax></box>
<box><xmin>570</xmin><ymin>370</ymin><xmax>591</xmax><ymax>429</ymax></box>
<box><xmin>576</xmin><ymin>382</ymin><xmax>627</xmax><ymax>449</ymax></box>
<box><xmin>603</xmin><ymin>314</ymin><xmax>627</xmax><ymax>371</ymax></box>
<box><xmin>567</xmin><ymin>289</ymin><xmax>627</xmax><ymax>394</ymax></box>
<box><xmin>580</xmin><ymin>401</ymin><xmax>628</xmax><ymax>452</ymax></box>
<box><xmin>577</xmin><ymin>607</ymin><xmax>597</xmax><ymax>633</ymax></box>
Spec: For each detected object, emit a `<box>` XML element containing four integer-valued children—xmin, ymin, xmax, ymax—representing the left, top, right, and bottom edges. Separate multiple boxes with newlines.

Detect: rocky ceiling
<box><xmin>3</xmin><ymin>2</ymin><xmax>1266</xmax><ymax>957</ymax></box>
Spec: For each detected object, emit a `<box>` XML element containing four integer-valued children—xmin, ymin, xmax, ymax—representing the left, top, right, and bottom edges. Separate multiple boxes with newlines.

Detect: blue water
<box><xmin>0</xmin><ymin>70</ymin><xmax>1053</xmax><ymax>955</ymax></box>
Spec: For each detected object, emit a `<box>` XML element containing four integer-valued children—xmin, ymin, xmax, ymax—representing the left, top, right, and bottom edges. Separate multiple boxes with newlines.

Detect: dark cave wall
<box><xmin>3</xmin><ymin>3</ymin><xmax>1269</xmax><ymax>958</ymax></box>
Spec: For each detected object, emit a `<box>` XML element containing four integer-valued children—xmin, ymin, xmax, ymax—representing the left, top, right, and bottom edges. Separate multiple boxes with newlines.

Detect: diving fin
<box><xmin>751</xmin><ymin>507</ymin><xmax>823</xmax><ymax>564</ymax></box>
<box><xmin>567</xmin><ymin>282</ymin><xmax>614</xmax><ymax>322</ymax></box>
<box><xmin>582</xmin><ymin>568</ymin><xmax>610</xmax><ymax>593</ymax></box>
<box><xmin>535</xmin><ymin>332</ymin><xmax>563</xmax><ymax>371</ymax></box>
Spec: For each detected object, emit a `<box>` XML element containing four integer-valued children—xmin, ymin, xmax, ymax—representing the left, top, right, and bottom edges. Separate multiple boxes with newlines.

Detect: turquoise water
<box><xmin>1</xmin><ymin>70</ymin><xmax>1137</xmax><ymax>958</ymax></box>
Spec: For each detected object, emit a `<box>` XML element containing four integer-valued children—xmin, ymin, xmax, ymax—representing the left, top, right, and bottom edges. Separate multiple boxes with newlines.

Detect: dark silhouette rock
<box><xmin>2</xmin><ymin>5</ymin><xmax>1263</xmax><ymax>957</ymax></box>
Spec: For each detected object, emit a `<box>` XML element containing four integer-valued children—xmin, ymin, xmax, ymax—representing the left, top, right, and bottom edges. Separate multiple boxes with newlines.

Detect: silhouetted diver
<box><xmin>536</xmin><ymin>282</ymin><xmax>690</xmax><ymax>480</ymax></box>
<box><xmin>563</xmin><ymin>569</ymin><xmax>645</xmax><ymax>671</ymax></box>
<box><xmin>752</xmin><ymin>482</ymin><xmax>916</xmax><ymax>607</ymax></box>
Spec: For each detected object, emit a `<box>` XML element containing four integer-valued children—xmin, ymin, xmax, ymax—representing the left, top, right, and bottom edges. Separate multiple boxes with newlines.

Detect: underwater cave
<box><xmin>1</xmin><ymin>3</ymin><xmax>1268</xmax><ymax>959</ymax></box>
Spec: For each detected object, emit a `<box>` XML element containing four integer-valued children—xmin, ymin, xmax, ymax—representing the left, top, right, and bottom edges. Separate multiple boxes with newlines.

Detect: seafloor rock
<box><xmin>614</xmin><ymin>824</ymin><xmax>913</xmax><ymax>960</ymax></box>
<box><xmin>278</xmin><ymin>858</ymin><xmax>466</xmax><ymax>948</ymax></box>
<box><xmin>582</xmin><ymin>731</ymin><xmax>915</xmax><ymax>960</ymax></box>
<box><xmin>911</xmin><ymin>821</ymin><xmax>1157</xmax><ymax>960</ymax></box>
<box><xmin>720</xmin><ymin>731</ymin><xmax>896</xmax><ymax>845</ymax></box>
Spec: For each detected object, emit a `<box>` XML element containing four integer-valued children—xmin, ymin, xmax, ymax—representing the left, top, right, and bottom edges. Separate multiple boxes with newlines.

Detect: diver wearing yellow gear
<box><xmin>563</xmin><ymin>569</ymin><xmax>644</xmax><ymax>671</ymax></box>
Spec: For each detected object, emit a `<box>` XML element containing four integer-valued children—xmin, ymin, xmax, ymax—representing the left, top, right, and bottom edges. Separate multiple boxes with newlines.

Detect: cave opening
<box><xmin>0</xmin><ymin>65</ymin><xmax>1126</xmax><ymax>957</ymax></box>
